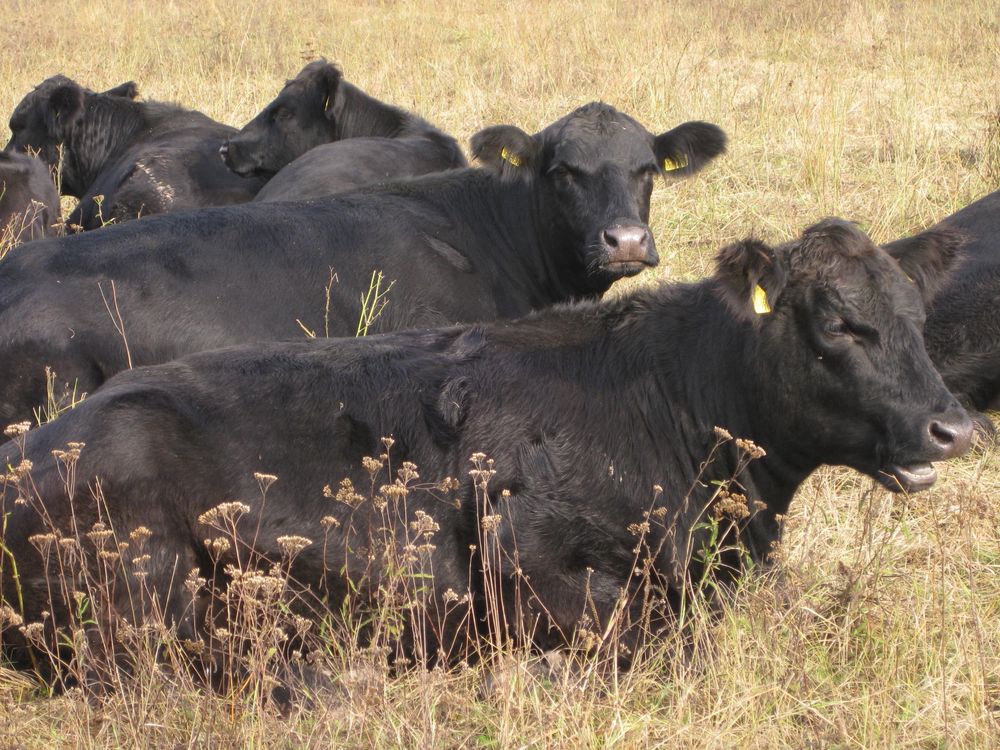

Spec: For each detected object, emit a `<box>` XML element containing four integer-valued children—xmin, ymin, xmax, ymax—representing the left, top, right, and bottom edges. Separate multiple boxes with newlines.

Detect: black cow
<box><xmin>0</xmin><ymin>151</ymin><xmax>59</xmax><ymax>245</ymax></box>
<box><xmin>221</xmin><ymin>60</ymin><xmax>467</xmax><ymax>202</ymax></box>
<box><xmin>0</xmin><ymin>220</ymin><xmax>973</xmax><ymax>669</ymax></box>
<box><xmin>5</xmin><ymin>75</ymin><xmax>264</xmax><ymax>230</ymax></box>
<box><xmin>0</xmin><ymin>103</ymin><xmax>726</xmax><ymax>424</ymax></box>
<box><xmin>883</xmin><ymin>190</ymin><xmax>1000</xmax><ymax>434</ymax></box>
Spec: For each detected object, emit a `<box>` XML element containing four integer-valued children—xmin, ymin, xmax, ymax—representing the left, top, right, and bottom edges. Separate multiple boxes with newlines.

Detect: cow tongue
<box><xmin>880</xmin><ymin>462</ymin><xmax>937</xmax><ymax>492</ymax></box>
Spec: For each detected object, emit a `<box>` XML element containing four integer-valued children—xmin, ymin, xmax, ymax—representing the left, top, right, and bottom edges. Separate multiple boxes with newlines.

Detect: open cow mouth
<box><xmin>876</xmin><ymin>462</ymin><xmax>938</xmax><ymax>493</ymax></box>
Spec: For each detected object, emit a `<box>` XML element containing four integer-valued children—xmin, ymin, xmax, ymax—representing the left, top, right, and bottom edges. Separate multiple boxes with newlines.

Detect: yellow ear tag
<box><xmin>752</xmin><ymin>284</ymin><xmax>771</xmax><ymax>315</ymax></box>
<box><xmin>323</xmin><ymin>95</ymin><xmax>330</xmax><ymax>111</ymax></box>
<box><xmin>500</xmin><ymin>146</ymin><xmax>522</xmax><ymax>167</ymax></box>
<box><xmin>663</xmin><ymin>153</ymin><xmax>689</xmax><ymax>172</ymax></box>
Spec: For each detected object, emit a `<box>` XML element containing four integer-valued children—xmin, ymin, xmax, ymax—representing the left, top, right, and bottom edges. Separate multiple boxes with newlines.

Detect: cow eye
<box><xmin>272</xmin><ymin>108</ymin><xmax>293</xmax><ymax>123</ymax></box>
<box><xmin>548</xmin><ymin>164</ymin><xmax>577</xmax><ymax>182</ymax></box>
<box><xmin>821</xmin><ymin>318</ymin><xmax>851</xmax><ymax>338</ymax></box>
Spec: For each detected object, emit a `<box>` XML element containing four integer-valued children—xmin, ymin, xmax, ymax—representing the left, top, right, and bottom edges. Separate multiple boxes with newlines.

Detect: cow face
<box><xmin>716</xmin><ymin>219</ymin><xmax>972</xmax><ymax>492</ymax></box>
<box><xmin>221</xmin><ymin>61</ymin><xmax>342</xmax><ymax>178</ymax></box>
<box><xmin>5</xmin><ymin>75</ymin><xmax>87</xmax><ymax>168</ymax></box>
<box><xmin>471</xmin><ymin>104</ymin><xmax>726</xmax><ymax>290</ymax></box>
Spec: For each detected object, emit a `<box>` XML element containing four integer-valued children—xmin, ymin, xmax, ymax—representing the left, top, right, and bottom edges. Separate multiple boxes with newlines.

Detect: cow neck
<box><xmin>61</xmin><ymin>95</ymin><xmax>147</xmax><ymax>197</ymax></box>
<box><xmin>626</xmin><ymin>282</ymin><xmax>818</xmax><ymax>560</ymax></box>
<box><xmin>447</xmin><ymin>171</ymin><xmax>590</xmax><ymax>308</ymax></box>
<box><xmin>331</xmin><ymin>82</ymin><xmax>412</xmax><ymax>140</ymax></box>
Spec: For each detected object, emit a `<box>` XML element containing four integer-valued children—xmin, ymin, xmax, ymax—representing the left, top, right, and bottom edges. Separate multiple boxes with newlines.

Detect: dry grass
<box><xmin>1</xmin><ymin>0</ymin><xmax>999</xmax><ymax>747</ymax></box>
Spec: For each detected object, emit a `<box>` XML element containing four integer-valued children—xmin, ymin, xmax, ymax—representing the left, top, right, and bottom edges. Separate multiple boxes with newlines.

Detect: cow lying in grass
<box><xmin>0</xmin><ymin>219</ymin><xmax>972</xmax><ymax>672</ymax></box>
<box><xmin>884</xmin><ymin>189</ymin><xmax>1000</xmax><ymax>435</ymax></box>
<box><xmin>5</xmin><ymin>75</ymin><xmax>264</xmax><ymax>229</ymax></box>
<box><xmin>0</xmin><ymin>103</ymin><xmax>725</xmax><ymax>424</ymax></box>
<box><xmin>220</xmin><ymin>59</ymin><xmax>467</xmax><ymax>202</ymax></box>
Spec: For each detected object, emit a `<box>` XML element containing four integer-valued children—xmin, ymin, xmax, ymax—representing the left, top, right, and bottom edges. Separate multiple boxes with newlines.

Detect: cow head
<box><xmin>471</xmin><ymin>103</ymin><xmax>726</xmax><ymax>292</ymax></box>
<box><xmin>221</xmin><ymin>60</ymin><xmax>343</xmax><ymax>178</ymax></box>
<box><xmin>715</xmin><ymin>219</ymin><xmax>972</xmax><ymax>492</ymax></box>
<box><xmin>5</xmin><ymin>75</ymin><xmax>87</xmax><ymax>168</ymax></box>
<box><xmin>5</xmin><ymin>75</ymin><xmax>140</xmax><ymax>193</ymax></box>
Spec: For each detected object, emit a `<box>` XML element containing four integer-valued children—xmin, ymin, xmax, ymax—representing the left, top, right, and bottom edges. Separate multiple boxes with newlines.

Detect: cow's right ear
<box><xmin>470</xmin><ymin>125</ymin><xmax>540</xmax><ymax>179</ymax></box>
<box><xmin>714</xmin><ymin>238</ymin><xmax>786</xmax><ymax>323</ymax></box>
<box><xmin>45</xmin><ymin>83</ymin><xmax>85</xmax><ymax>140</ymax></box>
<box><xmin>102</xmin><ymin>81</ymin><xmax>140</xmax><ymax>99</ymax></box>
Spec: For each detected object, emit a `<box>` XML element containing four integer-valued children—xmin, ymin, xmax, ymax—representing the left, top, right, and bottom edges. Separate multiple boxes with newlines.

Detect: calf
<box><xmin>5</xmin><ymin>75</ymin><xmax>264</xmax><ymax>230</ymax></box>
<box><xmin>0</xmin><ymin>102</ymin><xmax>726</xmax><ymax>424</ymax></box>
<box><xmin>0</xmin><ymin>151</ymin><xmax>59</xmax><ymax>246</ymax></box>
<box><xmin>0</xmin><ymin>220</ymin><xmax>972</xmax><ymax>669</ymax></box>
<box><xmin>883</xmin><ymin>190</ymin><xmax>1000</xmax><ymax>434</ymax></box>
<box><xmin>222</xmin><ymin>60</ymin><xmax>467</xmax><ymax>202</ymax></box>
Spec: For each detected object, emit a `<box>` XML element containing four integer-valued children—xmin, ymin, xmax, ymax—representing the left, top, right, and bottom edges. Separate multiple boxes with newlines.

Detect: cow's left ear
<box><xmin>102</xmin><ymin>81</ymin><xmax>140</xmax><ymax>99</ymax></box>
<box><xmin>882</xmin><ymin>227</ymin><xmax>964</xmax><ymax>304</ymax></box>
<box><xmin>714</xmin><ymin>237</ymin><xmax>787</xmax><ymax>323</ymax></box>
<box><xmin>470</xmin><ymin>125</ymin><xmax>540</xmax><ymax>179</ymax></box>
<box><xmin>654</xmin><ymin>121</ymin><xmax>727</xmax><ymax>177</ymax></box>
<box><xmin>45</xmin><ymin>83</ymin><xmax>86</xmax><ymax>140</ymax></box>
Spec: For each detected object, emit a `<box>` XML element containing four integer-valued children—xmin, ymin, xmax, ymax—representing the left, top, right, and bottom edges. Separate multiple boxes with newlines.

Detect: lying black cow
<box><xmin>5</xmin><ymin>75</ymin><xmax>264</xmax><ymax>230</ymax></box>
<box><xmin>884</xmin><ymin>190</ymin><xmax>1000</xmax><ymax>434</ymax></box>
<box><xmin>221</xmin><ymin>60</ymin><xmax>467</xmax><ymax>202</ymax></box>
<box><xmin>0</xmin><ymin>151</ymin><xmax>59</xmax><ymax>245</ymax></box>
<box><xmin>0</xmin><ymin>220</ymin><xmax>973</xmax><ymax>669</ymax></box>
<box><xmin>0</xmin><ymin>103</ymin><xmax>726</xmax><ymax>424</ymax></box>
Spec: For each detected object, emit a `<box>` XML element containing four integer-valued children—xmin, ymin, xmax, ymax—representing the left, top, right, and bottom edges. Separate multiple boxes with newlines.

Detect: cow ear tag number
<box><xmin>500</xmin><ymin>147</ymin><xmax>522</xmax><ymax>167</ymax></box>
<box><xmin>663</xmin><ymin>153</ymin><xmax>689</xmax><ymax>172</ymax></box>
<box><xmin>752</xmin><ymin>284</ymin><xmax>771</xmax><ymax>315</ymax></box>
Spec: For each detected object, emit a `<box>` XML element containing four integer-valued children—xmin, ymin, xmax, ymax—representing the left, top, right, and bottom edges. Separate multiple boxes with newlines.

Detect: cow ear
<box><xmin>316</xmin><ymin>64</ymin><xmax>344</xmax><ymax>121</ymax></box>
<box><xmin>714</xmin><ymin>238</ymin><xmax>786</xmax><ymax>323</ymax></box>
<box><xmin>102</xmin><ymin>81</ymin><xmax>139</xmax><ymax>99</ymax></box>
<box><xmin>654</xmin><ymin>121</ymin><xmax>727</xmax><ymax>177</ymax></box>
<box><xmin>470</xmin><ymin>125</ymin><xmax>540</xmax><ymax>179</ymax></box>
<box><xmin>882</xmin><ymin>227</ymin><xmax>964</xmax><ymax>305</ymax></box>
<box><xmin>45</xmin><ymin>83</ymin><xmax>85</xmax><ymax>140</ymax></box>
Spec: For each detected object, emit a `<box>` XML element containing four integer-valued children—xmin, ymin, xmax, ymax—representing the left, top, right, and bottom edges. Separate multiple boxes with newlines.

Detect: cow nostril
<box><xmin>929</xmin><ymin>420</ymin><xmax>957</xmax><ymax>448</ymax></box>
<box><xmin>927</xmin><ymin>416</ymin><xmax>974</xmax><ymax>458</ymax></box>
<box><xmin>602</xmin><ymin>229</ymin><xmax>619</xmax><ymax>249</ymax></box>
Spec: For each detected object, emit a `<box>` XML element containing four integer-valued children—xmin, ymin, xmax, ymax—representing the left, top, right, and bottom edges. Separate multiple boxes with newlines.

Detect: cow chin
<box><xmin>602</xmin><ymin>259</ymin><xmax>652</xmax><ymax>279</ymax></box>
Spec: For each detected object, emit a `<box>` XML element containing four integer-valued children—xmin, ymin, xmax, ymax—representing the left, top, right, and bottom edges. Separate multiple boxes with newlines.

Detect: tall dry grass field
<box><xmin>1</xmin><ymin>0</ymin><xmax>999</xmax><ymax>747</ymax></box>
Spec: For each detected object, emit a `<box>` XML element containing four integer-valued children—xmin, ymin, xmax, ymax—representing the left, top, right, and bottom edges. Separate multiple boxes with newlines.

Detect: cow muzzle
<box><xmin>220</xmin><ymin>140</ymin><xmax>261</xmax><ymax>177</ymax></box>
<box><xmin>599</xmin><ymin>223</ymin><xmax>659</xmax><ymax>277</ymax></box>
<box><xmin>877</xmin><ymin>407</ymin><xmax>974</xmax><ymax>492</ymax></box>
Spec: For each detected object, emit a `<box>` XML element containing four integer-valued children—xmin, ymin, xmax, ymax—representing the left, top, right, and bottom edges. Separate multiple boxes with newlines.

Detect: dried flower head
<box><xmin>129</xmin><ymin>526</ymin><xmax>153</xmax><ymax>543</ymax></box>
<box><xmin>334</xmin><ymin>478</ymin><xmax>365</xmax><ymax>508</ymax></box>
<box><xmin>254</xmin><ymin>472</ymin><xmax>279</xmax><ymax>493</ymax></box>
<box><xmin>4</xmin><ymin>421</ymin><xmax>31</xmax><ymax>438</ymax></box>
<box><xmin>197</xmin><ymin>501</ymin><xmax>252</xmax><ymax>526</ymax></box>
<box><xmin>277</xmin><ymin>535</ymin><xmax>313</xmax><ymax>556</ymax></box>
<box><xmin>361</xmin><ymin>455</ymin><xmax>384</xmax><ymax>477</ymax></box>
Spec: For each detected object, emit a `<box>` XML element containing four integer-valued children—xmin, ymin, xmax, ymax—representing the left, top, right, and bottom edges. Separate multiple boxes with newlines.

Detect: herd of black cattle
<box><xmin>0</xmin><ymin>59</ymin><xmax>998</xmax><ymax>669</ymax></box>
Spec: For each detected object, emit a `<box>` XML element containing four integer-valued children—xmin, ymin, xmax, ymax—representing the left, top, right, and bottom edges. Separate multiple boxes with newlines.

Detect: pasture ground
<box><xmin>1</xmin><ymin>0</ymin><xmax>998</xmax><ymax>747</ymax></box>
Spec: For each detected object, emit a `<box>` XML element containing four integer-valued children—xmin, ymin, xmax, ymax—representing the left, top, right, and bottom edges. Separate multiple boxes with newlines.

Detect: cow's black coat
<box><xmin>883</xmin><ymin>190</ymin><xmax>1000</xmax><ymax>433</ymax></box>
<box><xmin>0</xmin><ymin>220</ymin><xmax>972</xmax><ymax>667</ymax></box>
<box><xmin>0</xmin><ymin>103</ymin><xmax>726</xmax><ymax>423</ymax></box>
<box><xmin>5</xmin><ymin>75</ymin><xmax>264</xmax><ymax>230</ymax></box>
<box><xmin>221</xmin><ymin>60</ymin><xmax>467</xmax><ymax>201</ymax></box>
<box><xmin>0</xmin><ymin>151</ymin><xmax>59</xmax><ymax>243</ymax></box>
